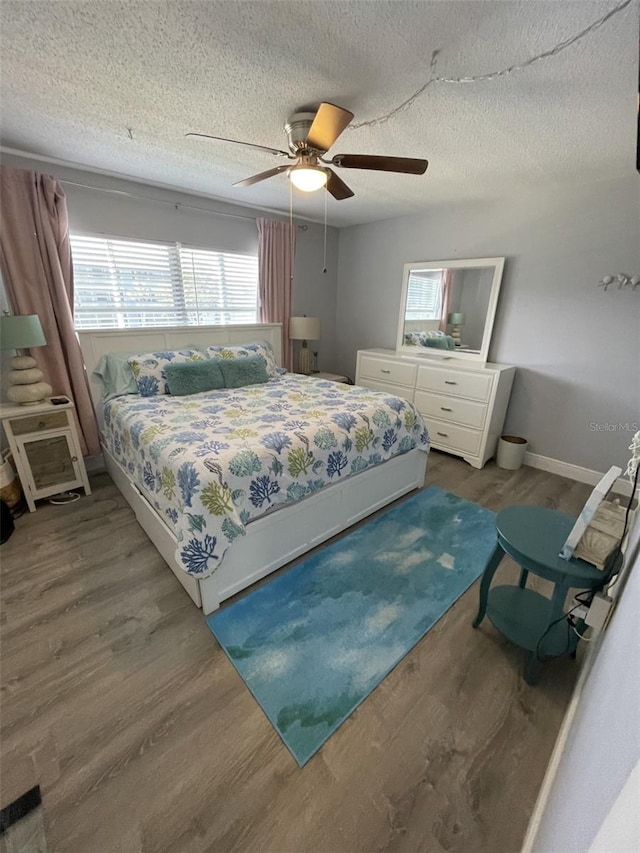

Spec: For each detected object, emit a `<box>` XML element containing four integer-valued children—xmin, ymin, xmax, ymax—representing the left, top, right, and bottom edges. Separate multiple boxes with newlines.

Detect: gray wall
<box><xmin>335</xmin><ymin>175</ymin><xmax>640</xmax><ymax>472</ymax></box>
<box><xmin>527</xmin><ymin>512</ymin><xmax>640</xmax><ymax>853</ymax></box>
<box><xmin>0</xmin><ymin>153</ymin><xmax>340</xmax><ymax>374</ymax></box>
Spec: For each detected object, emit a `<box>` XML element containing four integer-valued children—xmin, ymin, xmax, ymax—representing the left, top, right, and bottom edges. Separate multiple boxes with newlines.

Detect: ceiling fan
<box><xmin>186</xmin><ymin>102</ymin><xmax>428</xmax><ymax>200</ymax></box>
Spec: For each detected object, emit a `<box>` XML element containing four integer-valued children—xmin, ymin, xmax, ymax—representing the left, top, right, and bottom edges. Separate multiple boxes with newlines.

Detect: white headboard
<box><xmin>78</xmin><ymin>323</ymin><xmax>283</xmax><ymax>411</ymax></box>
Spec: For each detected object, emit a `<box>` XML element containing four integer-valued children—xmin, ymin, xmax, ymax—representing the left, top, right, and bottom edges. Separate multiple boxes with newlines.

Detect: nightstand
<box><xmin>312</xmin><ymin>372</ymin><xmax>350</xmax><ymax>384</ymax></box>
<box><xmin>0</xmin><ymin>398</ymin><xmax>91</xmax><ymax>512</ymax></box>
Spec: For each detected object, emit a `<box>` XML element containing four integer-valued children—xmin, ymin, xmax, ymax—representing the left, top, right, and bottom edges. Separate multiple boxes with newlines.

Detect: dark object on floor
<box><xmin>0</xmin><ymin>786</ymin><xmax>41</xmax><ymax>833</ymax></box>
<box><xmin>0</xmin><ymin>498</ymin><xmax>15</xmax><ymax>544</ymax></box>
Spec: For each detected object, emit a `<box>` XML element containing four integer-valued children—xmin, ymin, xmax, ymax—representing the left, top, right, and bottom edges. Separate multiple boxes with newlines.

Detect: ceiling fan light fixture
<box><xmin>288</xmin><ymin>165</ymin><xmax>328</xmax><ymax>192</ymax></box>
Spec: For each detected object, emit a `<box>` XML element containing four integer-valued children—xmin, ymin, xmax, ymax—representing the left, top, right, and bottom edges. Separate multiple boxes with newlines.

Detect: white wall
<box><xmin>524</xmin><ymin>508</ymin><xmax>640</xmax><ymax>853</ymax></box>
<box><xmin>0</xmin><ymin>153</ymin><xmax>341</xmax><ymax>374</ymax></box>
<box><xmin>335</xmin><ymin>175</ymin><xmax>640</xmax><ymax>471</ymax></box>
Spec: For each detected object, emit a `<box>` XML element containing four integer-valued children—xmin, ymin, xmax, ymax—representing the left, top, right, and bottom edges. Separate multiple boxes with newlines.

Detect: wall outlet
<box><xmin>585</xmin><ymin>593</ymin><xmax>613</xmax><ymax>632</ymax></box>
<box><xmin>571</xmin><ymin>603</ymin><xmax>589</xmax><ymax>621</ymax></box>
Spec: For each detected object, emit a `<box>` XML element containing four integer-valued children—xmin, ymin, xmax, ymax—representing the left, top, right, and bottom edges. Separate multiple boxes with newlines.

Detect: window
<box><xmin>71</xmin><ymin>235</ymin><xmax>259</xmax><ymax>330</ymax></box>
<box><xmin>405</xmin><ymin>270</ymin><xmax>443</xmax><ymax>321</ymax></box>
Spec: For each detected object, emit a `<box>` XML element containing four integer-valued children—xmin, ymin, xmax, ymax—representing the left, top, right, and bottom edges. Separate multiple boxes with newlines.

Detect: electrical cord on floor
<box><xmin>49</xmin><ymin>491</ymin><xmax>80</xmax><ymax>505</ymax></box>
<box><xmin>535</xmin><ymin>599</ymin><xmax>587</xmax><ymax>662</ymax></box>
<box><xmin>571</xmin><ymin>623</ymin><xmax>593</xmax><ymax>642</ymax></box>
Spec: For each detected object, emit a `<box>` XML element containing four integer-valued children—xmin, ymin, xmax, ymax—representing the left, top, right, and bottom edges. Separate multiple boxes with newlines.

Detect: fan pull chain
<box><xmin>289</xmin><ymin>179</ymin><xmax>294</xmax><ymax>285</ymax></box>
<box><xmin>323</xmin><ymin>188</ymin><xmax>328</xmax><ymax>274</ymax></box>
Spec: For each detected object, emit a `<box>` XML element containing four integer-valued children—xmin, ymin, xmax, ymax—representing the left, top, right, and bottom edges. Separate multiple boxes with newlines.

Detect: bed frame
<box><xmin>79</xmin><ymin>324</ymin><xmax>428</xmax><ymax>614</ymax></box>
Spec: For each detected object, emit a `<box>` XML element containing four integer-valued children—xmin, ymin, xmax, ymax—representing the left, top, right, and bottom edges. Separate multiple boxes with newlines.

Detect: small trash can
<box><xmin>497</xmin><ymin>435</ymin><xmax>528</xmax><ymax>470</ymax></box>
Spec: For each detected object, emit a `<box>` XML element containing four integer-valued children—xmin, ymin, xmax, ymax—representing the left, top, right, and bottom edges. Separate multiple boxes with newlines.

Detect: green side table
<box><xmin>473</xmin><ymin>506</ymin><xmax>608</xmax><ymax>685</ymax></box>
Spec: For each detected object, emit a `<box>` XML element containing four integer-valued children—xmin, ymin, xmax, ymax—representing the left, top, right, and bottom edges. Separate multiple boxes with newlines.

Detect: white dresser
<box><xmin>355</xmin><ymin>349</ymin><xmax>515</xmax><ymax>469</ymax></box>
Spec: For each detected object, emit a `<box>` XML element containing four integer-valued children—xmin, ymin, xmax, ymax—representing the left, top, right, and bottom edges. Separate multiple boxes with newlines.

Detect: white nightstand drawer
<box><xmin>416</xmin><ymin>365</ymin><xmax>493</xmax><ymax>402</ymax></box>
<box><xmin>10</xmin><ymin>410</ymin><xmax>69</xmax><ymax>435</ymax></box>
<box><xmin>359</xmin><ymin>355</ymin><xmax>416</xmax><ymax>388</ymax></box>
<box><xmin>415</xmin><ymin>390</ymin><xmax>487</xmax><ymax>429</ymax></box>
<box><xmin>357</xmin><ymin>378</ymin><xmax>414</xmax><ymax>403</ymax></box>
<box><xmin>423</xmin><ymin>416</ymin><xmax>482</xmax><ymax>456</ymax></box>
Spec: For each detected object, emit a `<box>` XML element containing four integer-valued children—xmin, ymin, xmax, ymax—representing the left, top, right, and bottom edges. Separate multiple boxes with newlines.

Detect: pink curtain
<box><xmin>257</xmin><ymin>218</ymin><xmax>296</xmax><ymax>370</ymax></box>
<box><xmin>438</xmin><ymin>269</ymin><xmax>453</xmax><ymax>332</ymax></box>
<box><xmin>0</xmin><ymin>167</ymin><xmax>100</xmax><ymax>457</ymax></box>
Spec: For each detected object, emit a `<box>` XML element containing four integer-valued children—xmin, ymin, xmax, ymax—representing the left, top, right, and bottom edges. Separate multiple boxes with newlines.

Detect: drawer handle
<box><xmin>71</xmin><ymin>456</ymin><xmax>78</xmax><ymax>463</ymax></box>
<box><xmin>444</xmin><ymin>380</ymin><xmax>457</xmax><ymax>385</ymax></box>
<box><xmin>38</xmin><ymin>420</ymin><xmax>46</xmax><ymax>428</ymax></box>
<box><xmin>440</xmin><ymin>407</ymin><xmax>453</xmax><ymax>412</ymax></box>
<box><xmin>437</xmin><ymin>431</ymin><xmax>448</xmax><ymax>438</ymax></box>
<box><xmin>380</xmin><ymin>369</ymin><xmax>391</xmax><ymax>374</ymax></box>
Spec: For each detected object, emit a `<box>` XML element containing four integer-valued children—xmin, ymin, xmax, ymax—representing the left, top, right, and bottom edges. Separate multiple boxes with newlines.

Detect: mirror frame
<box><xmin>396</xmin><ymin>256</ymin><xmax>505</xmax><ymax>364</ymax></box>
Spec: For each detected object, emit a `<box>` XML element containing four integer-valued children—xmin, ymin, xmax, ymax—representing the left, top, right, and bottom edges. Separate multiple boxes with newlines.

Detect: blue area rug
<box><xmin>206</xmin><ymin>485</ymin><xmax>496</xmax><ymax>766</ymax></box>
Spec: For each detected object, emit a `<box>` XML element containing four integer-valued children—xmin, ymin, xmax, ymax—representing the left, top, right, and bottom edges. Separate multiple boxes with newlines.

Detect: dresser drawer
<box><xmin>417</xmin><ymin>365</ymin><xmax>492</xmax><ymax>402</ymax></box>
<box><xmin>357</xmin><ymin>378</ymin><xmax>414</xmax><ymax>403</ymax></box>
<box><xmin>423</xmin><ymin>416</ymin><xmax>482</xmax><ymax>456</ymax></box>
<box><xmin>415</xmin><ymin>390</ymin><xmax>487</xmax><ymax>429</ymax></box>
<box><xmin>359</xmin><ymin>355</ymin><xmax>416</xmax><ymax>388</ymax></box>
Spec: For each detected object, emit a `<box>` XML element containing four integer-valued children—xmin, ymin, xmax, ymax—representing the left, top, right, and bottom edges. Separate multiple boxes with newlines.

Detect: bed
<box><xmin>80</xmin><ymin>324</ymin><xmax>429</xmax><ymax>614</ymax></box>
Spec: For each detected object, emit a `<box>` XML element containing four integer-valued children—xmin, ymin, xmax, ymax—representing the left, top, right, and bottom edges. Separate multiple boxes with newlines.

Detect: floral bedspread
<box><xmin>103</xmin><ymin>375</ymin><xmax>430</xmax><ymax>578</ymax></box>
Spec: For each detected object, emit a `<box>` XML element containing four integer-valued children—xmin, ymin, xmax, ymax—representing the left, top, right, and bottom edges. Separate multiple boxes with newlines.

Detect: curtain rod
<box><xmin>59</xmin><ymin>179</ymin><xmax>309</xmax><ymax>230</ymax></box>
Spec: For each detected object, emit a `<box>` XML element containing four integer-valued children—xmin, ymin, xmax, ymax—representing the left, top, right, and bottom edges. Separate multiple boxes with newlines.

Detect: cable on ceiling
<box><xmin>350</xmin><ymin>0</ymin><xmax>633</xmax><ymax>130</ymax></box>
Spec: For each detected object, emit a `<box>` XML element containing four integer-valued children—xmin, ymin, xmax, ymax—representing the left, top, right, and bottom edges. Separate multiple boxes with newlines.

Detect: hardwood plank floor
<box><xmin>0</xmin><ymin>453</ymin><xmax>592</xmax><ymax>853</ymax></box>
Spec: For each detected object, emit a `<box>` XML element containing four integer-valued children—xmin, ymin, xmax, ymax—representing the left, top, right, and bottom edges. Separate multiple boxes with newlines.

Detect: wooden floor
<box><xmin>0</xmin><ymin>452</ymin><xmax>592</xmax><ymax>853</ymax></box>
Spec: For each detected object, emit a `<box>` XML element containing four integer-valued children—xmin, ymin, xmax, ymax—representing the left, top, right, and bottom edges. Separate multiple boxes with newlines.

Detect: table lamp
<box><xmin>289</xmin><ymin>315</ymin><xmax>320</xmax><ymax>375</ymax></box>
<box><xmin>448</xmin><ymin>312</ymin><xmax>466</xmax><ymax>347</ymax></box>
<box><xmin>0</xmin><ymin>314</ymin><xmax>53</xmax><ymax>405</ymax></box>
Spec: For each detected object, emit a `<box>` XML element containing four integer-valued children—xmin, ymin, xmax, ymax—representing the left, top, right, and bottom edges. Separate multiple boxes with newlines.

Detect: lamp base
<box><xmin>6</xmin><ymin>355</ymin><xmax>52</xmax><ymax>405</ymax></box>
<box><xmin>7</xmin><ymin>383</ymin><xmax>53</xmax><ymax>406</ymax></box>
<box><xmin>297</xmin><ymin>342</ymin><xmax>313</xmax><ymax>375</ymax></box>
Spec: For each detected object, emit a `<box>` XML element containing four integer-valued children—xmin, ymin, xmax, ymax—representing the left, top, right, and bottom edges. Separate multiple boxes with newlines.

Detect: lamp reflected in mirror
<box><xmin>448</xmin><ymin>312</ymin><xmax>466</xmax><ymax>347</ymax></box>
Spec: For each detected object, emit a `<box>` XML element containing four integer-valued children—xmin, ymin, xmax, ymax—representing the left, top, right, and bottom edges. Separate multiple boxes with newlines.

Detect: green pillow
<box><xmin>93</xmin><ymin>351</ymin><xmax>139</xmax><ymax>401</ymax></box>
<box><xmin>164</xmin><ymin>359</ymin><xmax>225</xmax><ymax>396</ymax></box>
<box><xmin>218</xmin><ymin>354</ymin><xmax>269</xmax><ymax>389</ymax></box>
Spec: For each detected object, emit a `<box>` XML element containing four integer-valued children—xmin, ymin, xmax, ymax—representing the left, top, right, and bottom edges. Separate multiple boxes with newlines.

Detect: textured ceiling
<box><xmin>1</xmin><ymin>1</ymin><xmax>637</xmax><ymax>227</ymax></box>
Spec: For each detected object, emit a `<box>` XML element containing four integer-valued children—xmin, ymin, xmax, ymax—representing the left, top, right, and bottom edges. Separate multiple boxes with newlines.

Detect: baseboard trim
<box><xmin>85</xmin><ymin>454</ymin><xmax>106</xmax><ymax>475</ymax></box>
<box><xmin>523</xmin><ymin>452</ymin><xmax>632</xmax><ymax>498</ymax></box>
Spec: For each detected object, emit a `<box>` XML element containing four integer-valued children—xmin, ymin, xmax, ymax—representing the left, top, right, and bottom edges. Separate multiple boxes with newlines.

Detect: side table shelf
<box><xmin>0</xmin><ymin>398</ymin><xmax>91</xmax><ymax>512</ymax></box>
<box><xmin>486</xmin><ymin>586</ymin><xmax>579</xmax><ymax>658</ymax></box>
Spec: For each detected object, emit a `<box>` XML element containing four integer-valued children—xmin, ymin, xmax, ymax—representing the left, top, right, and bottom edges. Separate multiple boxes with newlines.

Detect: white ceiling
<box><xmin>1</xmin><ymin>1</ymin><xmax>637</xmax><ymax>227</ymax></box>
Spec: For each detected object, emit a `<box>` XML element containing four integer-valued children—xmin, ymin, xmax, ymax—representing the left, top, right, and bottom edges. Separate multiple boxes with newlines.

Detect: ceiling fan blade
<box><xmin>233</xmin><ymin>165</ymin><xmax>291</xmax><ymax>187</ymax></box>
<box><xmin>306</xmin><ymin>103</ymin><xmax>354</xmax><ymax>152</ymax></box>
<box><xmin>325</xmin><ymin>168</ymin><xmax>354</xmax><ymax>200</ymax></box>
<box><xmin>332</xmin><ymin>154</ymin><xmax>428</xmax><ymax>175</ymax></box>
<box><xmin>185</xmin><ymin>133</ymin><xmax>291</xmax><ymax>158</ymax></box>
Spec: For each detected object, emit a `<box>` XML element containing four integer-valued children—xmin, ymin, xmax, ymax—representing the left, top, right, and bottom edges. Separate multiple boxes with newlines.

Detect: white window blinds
<box><xmin>405</xmin><ymin>270</ymin><xmax>443</xmax><ymax>321</ymax></box>
<box><xmin>71</xmin><ymin>235</ymin><xmax>259</xmax><ymax>330</ymax></box>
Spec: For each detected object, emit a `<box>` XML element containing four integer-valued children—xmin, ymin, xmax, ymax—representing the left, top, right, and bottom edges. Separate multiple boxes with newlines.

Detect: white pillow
<box><xmin>205</xmin><ymin>341</ymin><xmax>278</xmax><ymax>377</ymax></box>
<box><xmin>128</xmin><ymin>350</ymin><xmax>206</xmax><ymax>396</ymax></box>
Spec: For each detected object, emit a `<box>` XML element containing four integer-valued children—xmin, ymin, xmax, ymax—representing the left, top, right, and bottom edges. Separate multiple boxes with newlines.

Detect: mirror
<box><xmin>396</xmin><ymin>257</ymin><xmax>505</xmax><ymax>363</ymax></box>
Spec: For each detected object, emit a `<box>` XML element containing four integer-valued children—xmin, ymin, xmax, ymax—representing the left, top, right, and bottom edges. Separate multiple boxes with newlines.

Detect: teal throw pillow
<box><xmin>165</xmin><ymin>359</ymin><xmax>225</xmax><ymax>396</ymax></box>
<box><xmin>218</xmin><ymin>354</ymin><xmax>269</xmax><ymax>389</ymax></box>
